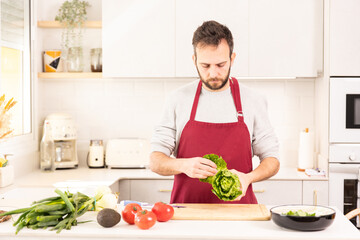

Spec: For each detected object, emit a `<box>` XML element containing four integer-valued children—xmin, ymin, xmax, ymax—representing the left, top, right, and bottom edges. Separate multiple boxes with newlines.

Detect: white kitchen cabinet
<box><xmin>303</xmin><ymin>180</ymin><xmax>328</xmax><ymax>206</ymax></box>
<box><xmin>102</xmin><ymin>0</ymin><xmax>175</xmax><ymax>77</ymax></box>
<box><xmin>248</xmin><ymin>0</ymin><xmax>323</xmax><ymax>77</ymax></box>
<box><xmin>103</xmin><ymin>0</ymin><xmax>322</xmax><ymax>78</ymax></box>
<box><xmin>127</xmin><ymin>179</ymin><xmax>173</xmax><ymax>204</ymax></box>
<box><xmin>175</xmin><ymin>0</ymin><xmax>248</xmax><ymax>77</ymax></box>
<box><xmin>118</xmin><ymin>179</ymin><xmax>173</xmax><ymax>203</ymax></box>
<box><xmin>118</xmin><ymin>179</ymin><xmax>131</xmax><ymax>201</ymax></box>
<box><xmin>252</xmin><ymin>180</ymin><xmax>302</xmax><ymax>205</ymax></box>
<box><xmin>329</xmin><ymin>0</ymin><xmax>360</xmax><ymax>76</ymax></box>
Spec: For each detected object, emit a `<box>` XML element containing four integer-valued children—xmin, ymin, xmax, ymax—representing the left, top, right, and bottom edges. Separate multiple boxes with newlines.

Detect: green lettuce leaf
<box><xmin>200</xmin><ymin>154</ymin><xmax>227</xmax><ymax>184</ymax></box>
<box><xmin>283</xmin><ymin>210</ymin><xmax>316</xmax><ymax>217</ymax></box>
<box><xmin>203</xmin><ymin>154</ymin><xmax>227</xmax><ymax>170</ymax></box>
<box><xmin>211</xmin><ymin>170</ymin><xmax>242</xmax><ymax>201</ymax></box>
<box><xmin>199</xmin><ymin>154</ymin><xmax>242</xmax><ymax>201</ymax></box>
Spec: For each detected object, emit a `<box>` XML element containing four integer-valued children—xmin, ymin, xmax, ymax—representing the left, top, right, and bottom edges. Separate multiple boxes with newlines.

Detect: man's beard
<box><xmin>196</xmin><ymin>65</ymin><xmax>231</xmax><ymax>91</ymax></box>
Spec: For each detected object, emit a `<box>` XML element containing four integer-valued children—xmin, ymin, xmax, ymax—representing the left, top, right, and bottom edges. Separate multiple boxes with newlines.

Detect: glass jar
<box><xmin>67</xmin><ymin>47</ymin><xmax>84</xmax><ymax>72</ymax></box>
<box><xmin>90</xmin><ymin>48</ymin><xmax>102</xmax><ymax>72</ymax></box>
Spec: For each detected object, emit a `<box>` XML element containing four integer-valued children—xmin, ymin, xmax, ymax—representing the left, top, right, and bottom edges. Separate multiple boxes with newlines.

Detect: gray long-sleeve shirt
<box><xmin>151</xmin><ymin>80</ymin><xmax>280</xmax><ymax>162</ymax></box>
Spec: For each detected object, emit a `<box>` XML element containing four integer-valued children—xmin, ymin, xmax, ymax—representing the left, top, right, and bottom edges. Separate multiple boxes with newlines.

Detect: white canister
<box><xmin>297</xmin><ymin>128</ymin><xmax>315</xmax><ymax>171</ymax></box>
<box><xmin>87</xmin><ymin>140</ymin><xmax>104</xmax><ymax>168</ymax></box>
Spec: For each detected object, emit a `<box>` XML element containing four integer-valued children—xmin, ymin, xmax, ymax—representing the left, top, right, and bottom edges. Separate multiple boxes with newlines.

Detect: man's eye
<box><xmin>202</xmin><ymin>65</ymin><xmax>210</xmax><ymax>68</ymax></box>
<box><xmin>217</xmin><ymin>64</ymin><xmax>225</xmax><ymax>68</ymax></box>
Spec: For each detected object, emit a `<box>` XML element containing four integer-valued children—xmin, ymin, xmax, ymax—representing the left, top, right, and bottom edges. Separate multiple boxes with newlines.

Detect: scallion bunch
<box><xmin>0</xmin><ymin>187</ymin><xmax>115</xmax><ymax>234</ymax></box>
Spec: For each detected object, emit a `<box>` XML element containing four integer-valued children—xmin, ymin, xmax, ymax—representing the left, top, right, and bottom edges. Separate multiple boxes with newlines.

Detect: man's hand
<box><xmin>181</xmin><ymin>157</ymin><xmax>218</xmax><ymax>179</ymax></box>
<box><xmin>229</xmin><ymin>169</ymin><xmax>251</xmax><ymax>201</ymax></box>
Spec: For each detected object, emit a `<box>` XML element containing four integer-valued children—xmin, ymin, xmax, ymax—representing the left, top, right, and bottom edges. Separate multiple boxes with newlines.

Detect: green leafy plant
<box><xmin>55</xmin><ymin>0</ymin><xmax>90</xmax><ymax>50</ymax></box>
<box><xmin>200</xmin><ymin>154</ymin><xmax>242</xmax><ymax>201</ymax></box>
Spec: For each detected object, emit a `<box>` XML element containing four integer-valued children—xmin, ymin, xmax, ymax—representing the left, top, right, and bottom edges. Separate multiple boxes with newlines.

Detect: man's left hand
<box><xmin>228</xmin><ymin>169</ymin><xmax>251</xmax><ymax>201</ymax></box>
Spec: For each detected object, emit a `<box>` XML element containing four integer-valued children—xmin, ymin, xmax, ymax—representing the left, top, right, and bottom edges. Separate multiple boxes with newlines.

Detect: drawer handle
<box><xmin>313</xmin><ymin>190</ymin><xmax>318</xmax><ymax>206</ymax></box>
<box><xmin>158</xmin><ymin>189</ymin><xmax>172</xmax><ymax>192</ymax></box>
<box><xmin>253</xmin><ymin>189</ymin><xmax>265</xmax><ymax>193</ymax></box>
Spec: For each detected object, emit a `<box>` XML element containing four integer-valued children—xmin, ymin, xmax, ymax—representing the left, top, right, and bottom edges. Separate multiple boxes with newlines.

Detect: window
<box><xmin>0</xmin><ymin>0</ymin><xmax>31</xmax><ymax>136</ymax></box>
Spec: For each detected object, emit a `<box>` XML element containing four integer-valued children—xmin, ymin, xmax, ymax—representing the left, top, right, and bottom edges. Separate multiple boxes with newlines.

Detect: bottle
<box><xmin>40</xmin><ymin>121</ymin><xmax>55</xmax><ymax>171</ymax></box>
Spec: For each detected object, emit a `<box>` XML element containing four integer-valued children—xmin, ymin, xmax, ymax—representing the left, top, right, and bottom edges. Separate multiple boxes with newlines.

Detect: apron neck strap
<box><xmin>190</xmin><ymin>80</ymin><xmax>203</xmax><ymax>121</ymax></box>
<box><xmin>190</xmin><ymin>78</ymin><xmax>244</xmax><ymax>122</ymax></box>
<box><xmin>230</xmin><ymin>77</ymin><xmax>244</xmax><ymax>122</ymax></box>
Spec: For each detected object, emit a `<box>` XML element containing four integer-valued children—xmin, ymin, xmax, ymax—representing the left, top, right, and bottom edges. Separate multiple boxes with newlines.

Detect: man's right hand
<box><xmin>181</xmin><ymin>157</ymin><xmax>218</xmax><ymax>179</ymax></box>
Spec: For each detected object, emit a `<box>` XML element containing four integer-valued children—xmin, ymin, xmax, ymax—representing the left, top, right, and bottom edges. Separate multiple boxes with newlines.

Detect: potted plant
<box><xmin>55</xmin><ymin>0</ymin><xmax>90</xmax><ymax>72</ymax></box>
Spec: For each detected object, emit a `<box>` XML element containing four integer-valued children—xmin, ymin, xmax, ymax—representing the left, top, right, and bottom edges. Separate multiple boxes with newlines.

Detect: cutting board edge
<box><xmin>172</xmin><ymin>204</ymin><xmax>271</xmax><ymax>221</ymax></box>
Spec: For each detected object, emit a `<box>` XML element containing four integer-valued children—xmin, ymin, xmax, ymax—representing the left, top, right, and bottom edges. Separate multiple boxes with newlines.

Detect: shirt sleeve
<box><xmin>150</xmin><ymin>95</ymin><xmax>177</xmax><ymax>157</ymax></box>
<box><xmin>252</xmin><ymin>95</ymin><xmax>280</xmax><ymax>161</ymax></box>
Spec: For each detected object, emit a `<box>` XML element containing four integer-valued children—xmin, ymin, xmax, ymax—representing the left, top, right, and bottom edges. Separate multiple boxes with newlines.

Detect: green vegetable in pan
<box><xmin>200</xmin><ymin>154</ymin><xmax>242</xmax><ymax>201</ymax></box>
<box><xmin>283</xmin><ymin>210</ymin><xmax>316</xmax><ymax>217</ymax></box>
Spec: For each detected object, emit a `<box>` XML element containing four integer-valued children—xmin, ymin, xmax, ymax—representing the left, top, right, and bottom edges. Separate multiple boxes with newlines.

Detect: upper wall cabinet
<box><xmin>248</xmin><ymin>0</ymin><xmax>323</xmax><ymax>77</ymax></box>
<box><xmin>330</xmin><ymin>0</ymin><xmax>360</xmax><ymax>76</ymax></box>
<box><xmin>102</xmin><ymin>0</ymin><xmax>175</xmax><ymax>77</ymax></box>
<box><xmin>103</xmin><ymin>0</ymin><xmax>322</xmax><ymax>78</ymax></box>
<box><xmin>175</xmin><ymin>0</ymin><xmax>248</xmax><ymax>77</ymax></box>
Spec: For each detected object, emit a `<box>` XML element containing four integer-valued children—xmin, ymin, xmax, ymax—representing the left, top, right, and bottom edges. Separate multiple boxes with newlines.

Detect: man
<box><xmin>150</xmin><ymin>20</ymin><xmax>280</xmax><ymax>204</ymax></box>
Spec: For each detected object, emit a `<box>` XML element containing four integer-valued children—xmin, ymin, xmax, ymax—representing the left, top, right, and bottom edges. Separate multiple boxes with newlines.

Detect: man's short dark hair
<box><xmin>192</xmin><ymin>20</ymin><xmax>234</xmax><ymax>57</ymax></box>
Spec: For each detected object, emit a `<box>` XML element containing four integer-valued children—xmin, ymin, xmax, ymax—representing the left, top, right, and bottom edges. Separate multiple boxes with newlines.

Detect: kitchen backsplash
<box><xmin>38</xmin><ymin>78</ymin><xmax>315</xmax><ymax>168</ymax></box>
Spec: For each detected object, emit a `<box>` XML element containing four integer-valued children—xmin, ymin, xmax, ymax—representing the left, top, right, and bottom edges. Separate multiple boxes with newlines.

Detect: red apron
<box><xmin>170</xmin><ymin>77</ymin><xmax>257</xmax><ymax>204</ymax></box>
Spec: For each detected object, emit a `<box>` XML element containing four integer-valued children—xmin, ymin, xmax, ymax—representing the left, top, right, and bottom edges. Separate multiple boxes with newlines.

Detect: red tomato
<box><xmin>121</xmin><ymin>203</ymin><xmax>142</xmax><ymax>225</ymax></box>
<box><xmin>134</xmin><ymin>210</ymin><xmax>157</xmax><ymax>230</ymax></box>
<box><xmin>151</xmin><ymin>202</ymin><xmax>174</xmax><ymax>222</ymax></box>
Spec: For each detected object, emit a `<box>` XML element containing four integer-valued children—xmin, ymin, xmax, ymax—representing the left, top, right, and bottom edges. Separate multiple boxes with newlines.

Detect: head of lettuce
<box><xmin>200</xmin><ymin>154</ymin><xmax>242</xmax><ymax>201</ymax></box>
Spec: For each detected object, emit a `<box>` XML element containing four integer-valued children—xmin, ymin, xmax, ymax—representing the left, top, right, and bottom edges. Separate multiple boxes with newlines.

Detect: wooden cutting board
<box><xmin>172</xmin><ymin>204</ymin><xmax>270</xmax><ymax>221</ymax></box>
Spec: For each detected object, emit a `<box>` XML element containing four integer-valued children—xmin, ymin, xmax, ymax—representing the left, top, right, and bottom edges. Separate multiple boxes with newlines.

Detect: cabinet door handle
<box><xmin>313</xmin><ymin>190</ymin><xmax>318</xmax><ymax>206</ymax></box>
<box><xmin>158</xmin><ymin>189</ymin><xmax>172</xmax><ymax>192</ymax></box>
<box><xmin>253</xmin><ymin>189</ymin><xmax>265</xmax><ymax>193</ymax></box>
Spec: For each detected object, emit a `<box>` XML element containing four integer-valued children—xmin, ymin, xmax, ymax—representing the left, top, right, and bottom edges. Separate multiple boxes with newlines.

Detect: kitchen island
<box><xmin>0</xmin><ymin>201</ymin><xmax>358</xmax><ymax>240</ymax></box>
<box><xmin>0</xmin><ymin>167</ymin><xmax>357</xmax><ymax>239</ymax></box>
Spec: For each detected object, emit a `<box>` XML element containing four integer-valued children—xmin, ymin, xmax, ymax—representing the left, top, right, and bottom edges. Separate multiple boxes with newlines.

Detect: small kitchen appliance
<box><xmin>44</xmin><ymin>113</ymin><xmax>78</xmax><ymax>169</ymax></box>
<box><xmin>105</xmin><ymin>138</ymin><xmax>150</xmax><ymax>168</ymax></box>
<box><xmin>87</xmin><ymin>139</ymin><xmax>105</xmax><ymax>168</ymax></box>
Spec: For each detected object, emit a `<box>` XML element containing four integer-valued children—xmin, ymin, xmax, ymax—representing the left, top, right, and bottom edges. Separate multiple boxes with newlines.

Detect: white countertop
<box><xmin>0</xmin><ymin>167</ymin><xmax>356</xmax><ymax>240</ymax></box>
<box><xmin>0</xmin><ymin>202</ymin><xmax>358</xmax><ymax>240</ymax></box>
<box><xmin>0</xmin><ymin>166</ymin><xmax>327</xmax><ymax>195</ymax></box>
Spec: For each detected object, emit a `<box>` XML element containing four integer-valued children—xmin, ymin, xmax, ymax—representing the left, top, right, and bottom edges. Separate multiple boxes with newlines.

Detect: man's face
<box><xmin>193</xmin><ymin>39</ymin><xmax>235</xmax><ymax>92</ymax></box>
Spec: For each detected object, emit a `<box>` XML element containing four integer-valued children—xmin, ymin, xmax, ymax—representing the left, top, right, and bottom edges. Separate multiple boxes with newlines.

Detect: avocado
<box><xmin>97</xmin><ymin>208</ymin><xmax>121</xmax><ymax>228</ymax></box>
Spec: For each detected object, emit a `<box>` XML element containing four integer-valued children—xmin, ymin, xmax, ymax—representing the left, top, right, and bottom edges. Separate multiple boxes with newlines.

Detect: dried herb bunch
<box><xmin>0</xmin><ymin>94</ymin><xmax>17</xmax><ymax>139</ymax></box>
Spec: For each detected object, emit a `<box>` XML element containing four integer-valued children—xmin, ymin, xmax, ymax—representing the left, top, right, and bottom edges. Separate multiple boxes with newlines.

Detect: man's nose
<box><xmin>209</xmin><ymin>66</ymin><xmax>217</xmax><ymax>78</ymax></box>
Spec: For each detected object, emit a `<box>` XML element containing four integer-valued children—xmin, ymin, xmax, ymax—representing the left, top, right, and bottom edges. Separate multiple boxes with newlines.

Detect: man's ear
<box><xmin>230</xmin><ymin>52</ymin><xmax>236</xmax><ymax>67</ymax></box>
<box><xmin>192</xmin><ymin>54</ymin><xmax>196</xmax><ymax>66</ymax></box>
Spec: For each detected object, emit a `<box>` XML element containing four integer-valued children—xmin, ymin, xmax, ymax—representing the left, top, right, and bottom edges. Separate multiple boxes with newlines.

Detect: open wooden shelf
<box><xmin>38</xmin><ymin>72</ymin><xmax>102</xmax><ymax>79</ymax></box>
<box><xmin>37</xmin><ymin>21</ymin><xmax>102</xmax><ymax>28</ymax></box>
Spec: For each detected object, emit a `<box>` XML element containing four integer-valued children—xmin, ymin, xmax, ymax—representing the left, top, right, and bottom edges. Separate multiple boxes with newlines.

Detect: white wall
<box><xmin>36</xmin><ymin>0</ymin><xmax>316</xmax><ymax>169</ymax></box>
<box><xmin>38</xmin><ymin>78</ymin><xmax>315</xmax><ymax>168</ymax></box>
